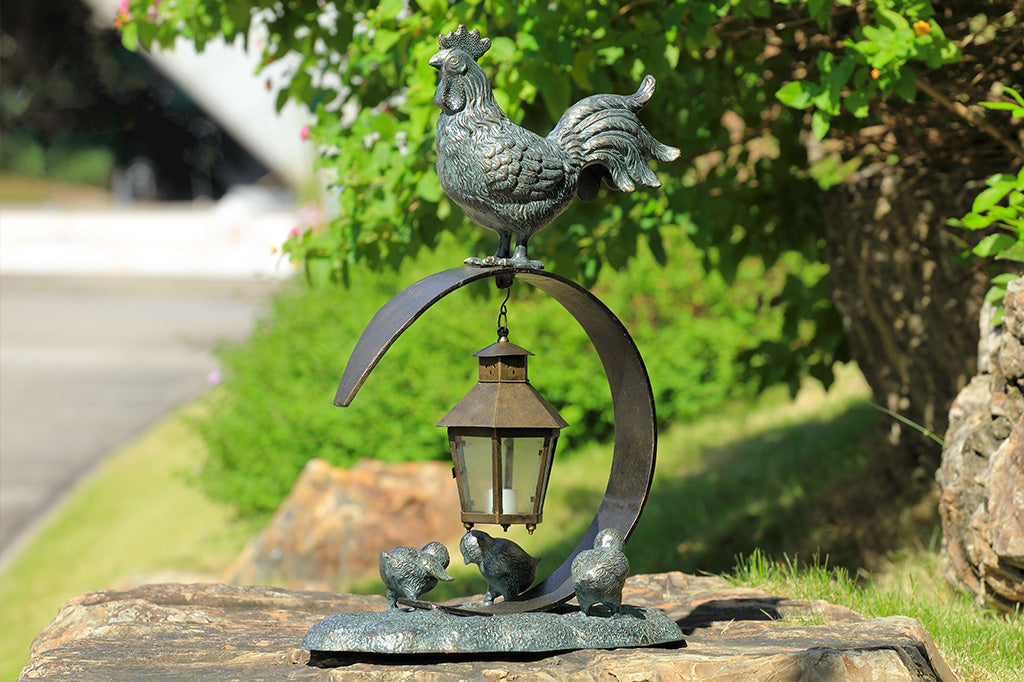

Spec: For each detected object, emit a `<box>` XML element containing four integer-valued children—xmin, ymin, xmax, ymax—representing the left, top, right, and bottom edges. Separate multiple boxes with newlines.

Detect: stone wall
<box><xmin>937</xmin><ymin>277</ymin><xmax>1024</xmax><ymax>611</ymax></box>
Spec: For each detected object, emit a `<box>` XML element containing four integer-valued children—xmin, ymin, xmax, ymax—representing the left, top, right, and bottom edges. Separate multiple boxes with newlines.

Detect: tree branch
<box><xmin>916</xmin><ymin>76</ymin><xmax>1024</xmax><ymax>162</ymax></box>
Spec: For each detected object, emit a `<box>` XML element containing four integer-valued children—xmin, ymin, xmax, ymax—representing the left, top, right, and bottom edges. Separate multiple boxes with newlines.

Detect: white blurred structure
<box><xmin>81</xmin><ymin>0</ymin><xmax>315</xmax><ymax>190</ymax></box>
<box><xmin>0</xmin><ymin>190</ymin><xmax>298</xmax><ymax>279</ymax></box>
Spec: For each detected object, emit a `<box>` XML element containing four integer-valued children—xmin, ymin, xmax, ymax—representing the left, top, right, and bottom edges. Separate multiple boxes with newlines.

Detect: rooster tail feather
<box><xmin>549</xmin><ymin>75</ymin><xmax>679</xmax><ymax>201</ymax></box>
<box><xmin>630</xmin><ymin>74</ymin><xmax>657</xmax><ymax>110</ymax></box>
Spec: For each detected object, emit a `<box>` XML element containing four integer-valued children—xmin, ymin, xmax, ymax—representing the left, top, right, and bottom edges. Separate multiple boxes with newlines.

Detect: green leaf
<box><xmin>413</xmin><ymin>0</ymin><xmax>447</xmax><ymax>13</ymax></box>
<box><xmin>985</xmin><ymin>285</ymin><xmax>1008</xmax><ymax>304</ymax></box>
<box><xmin>809</xmin><ymin>0</ymin><xmax>832</xmax><ymax>28</ymax></box>
<box><xmin>377</xmin><ymin>0</ymin><xmax>406</xmax><ymax>19</ymax></box>
<box><xmin>225</xmin><ymin>3</ymin><xmax>251</xmax><ymax>34</ymax></box>
<box><xmin>811</xmin><ymin>109</ymin><xmax>830</xmax><ymax>141</ymax></box>
<box><xmin>275</xmin><ymin>88</ymin><xmax>289</xmax><ymax>112</ymax></box>
<box><xmin>980</xmin><ymin>102</ymin><xmax>1024</xmax><ymax>114</ymax></box>
<box><xmin>598</xmin><ymin>46</ymin><xmax>625</xmax><ymax>65</ymax></box>
<box><xmin>973</xmin><ymin>183</ymin><xmax>1014</xmax><ymax>213</ymax></box>
<box><xmin>776</xmin><ymin>81</ymin><xmax>812</xmax><ymax>109</ymax></box>
<box><xmin>415</xmin><ymin>173</ymin><xmax>442</xmax><ymax>203</ymax></box>
<box><xmin>489</xmin><ymin>37</ymin><xmax>517</xmax><ymax>62</ymax></box>
<box><xmin>120</xmin><ymin>22</ymin><xmax>139</xmax><ymax>51</ymax></box>
<box><xmin>894</xmin><ymin>69</ymin><xmax>916</xmax><ymax>102</ymax></box>
<box><xmin>862</xmin><ymin>25</ymin><xmax>893</xmax><ymax>46</ymax></box>
<box><xmin>846</xmin><ymin>89</ymin><xmax>871</xmax><ymax>118</ymax></box>
<box><xmin>960</xmin><ymin>213</ymin><xmax>990</xmax><ymax>230</ymax></box>
<box><xmin>536</xmin><ymin>68</ymin><xmax>571</xmax><ymax>123</ymax></box>
<box><xmin>876</xmin><ymin>8</ymin><xmax>910</xmax><ymax>32</ymax></box>
<box><xmin>997</xmin><ymin>239</ymin><xmax>1024</xmax><ymax>262</ymax></box>
<box><xmin>973</xmin><ymin>233</ymin><xmax>1016</xmax><ymax>258</ymax></box>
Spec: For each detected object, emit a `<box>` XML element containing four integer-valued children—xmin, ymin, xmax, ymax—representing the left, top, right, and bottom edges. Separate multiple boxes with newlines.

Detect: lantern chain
<box><xmin>497</xmin><ymin>286</ymin><xmax>511</xmax><ymax>339</ymax></box>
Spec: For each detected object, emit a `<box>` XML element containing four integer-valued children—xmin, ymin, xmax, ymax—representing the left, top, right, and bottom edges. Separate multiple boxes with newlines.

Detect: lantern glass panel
<box><xmin>451</xmin><ymin>434</ymin><xmax>493</xmax><ymax>514</ymax></box>
<box><xmin>501</xmin><ymin>436</ymin><xmax>546</xmax><ymax>514</ymax></box>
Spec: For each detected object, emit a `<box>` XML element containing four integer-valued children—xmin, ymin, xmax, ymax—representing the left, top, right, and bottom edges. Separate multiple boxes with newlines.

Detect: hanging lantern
<box><xmin>438</xmin><ymin>333</ymin><xmax>568</xmax><ymax>533</ymax></box>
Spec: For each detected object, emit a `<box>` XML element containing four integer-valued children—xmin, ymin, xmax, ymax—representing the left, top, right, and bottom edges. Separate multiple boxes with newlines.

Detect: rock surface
<box><xmin>224</xmin><ymin>458</ymin><xmax>465</xmax><ymax>589</ymax></box>
<box><xmin>937</xmin><ymin>277</ymin><xmax>1024</xmax><ymax>611</ymax></box>
<box><xmin>19</xmin><ymin>572</ymin><xmax>958</xmax><ymax>680</ymax></box>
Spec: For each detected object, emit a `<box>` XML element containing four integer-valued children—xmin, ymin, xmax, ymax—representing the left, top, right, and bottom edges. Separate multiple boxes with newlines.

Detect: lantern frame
<box><xmin>438</xmin><ymin>334</ymin><xmax>567</xmax><ymax>532</ymax></box>
<box><xmin>333</xmin><ymin>265</ymin><xmax>656</xmax><ymax>615</ymax></box>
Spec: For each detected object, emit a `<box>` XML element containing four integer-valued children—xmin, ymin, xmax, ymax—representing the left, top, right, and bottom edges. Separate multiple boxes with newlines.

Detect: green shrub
<box><xmin>0</xmin><ymin>133</ymin><xmax>46</xmax><ymax>177</ymax></box>
<box><xmin>199</xmin><ymin>234</ymin><xmax>800</xmax><ymax>518</ymax></box>
<box><xmin>47</xmin><ymin>145</ymin><xmax>116</xmax><ymax>186</ymax></box>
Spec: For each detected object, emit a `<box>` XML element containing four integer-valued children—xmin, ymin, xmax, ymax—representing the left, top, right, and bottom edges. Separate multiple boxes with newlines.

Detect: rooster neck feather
<box><xmin>435</xmin><ymin>58</ymin><xmax>506</xmax><ymax>120</ymax></box>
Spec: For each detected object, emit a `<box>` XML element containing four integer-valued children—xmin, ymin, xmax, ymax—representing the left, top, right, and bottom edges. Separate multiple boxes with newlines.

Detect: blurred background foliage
<box><xmin>115</xmin><ymin>0</ymin><xmax>1022</xmax><ymax>517</ymax></box>
<box><xmin>199</xmin><ymin>231</ymin><xmax>800</xmax><ymax>516</ymax></box>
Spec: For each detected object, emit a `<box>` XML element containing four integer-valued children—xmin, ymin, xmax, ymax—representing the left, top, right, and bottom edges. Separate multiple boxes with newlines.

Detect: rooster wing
<box><xmin>480</xmin><ymin>125</ymin><xmax>570</xmax><ymax>202</ymax></box>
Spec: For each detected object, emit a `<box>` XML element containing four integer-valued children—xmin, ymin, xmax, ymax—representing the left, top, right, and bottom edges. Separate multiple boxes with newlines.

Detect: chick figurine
<box><xmin>379</xmin><ymin>541</ymin><xmax>454</xmax><ymax>609</ymax></box>
<box><xmin>459</xmin><ymin>530</ymin><xmax>540</xmax><ymax>605</ymax></box>
<box><xmin>571</xmin><ymin>528</ymin><xmax>630</xmax><ymax>616</ymax></box>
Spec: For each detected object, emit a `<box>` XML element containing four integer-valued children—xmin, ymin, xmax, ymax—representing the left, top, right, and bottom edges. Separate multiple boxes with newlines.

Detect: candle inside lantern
<box><xmin>484</xmin><ymin>487</ymin><xmax>519</xmax><ymax>514</ymax></box>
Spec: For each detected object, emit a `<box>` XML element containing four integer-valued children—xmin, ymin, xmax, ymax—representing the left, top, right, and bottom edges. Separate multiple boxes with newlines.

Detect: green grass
<box><xmin>733</xmin><ymin>550</ymin><xmax>1024</xmax><ymax>681</ymax></box>
<box><xmin>2</xmin><ymin>365</ymin><xmax>1020</xmax><ymax>680</ymax></box>
<box><xmin>0</xmin><ymin>405</ymin><xmax>259</xmax><ymax>681</ymax></box>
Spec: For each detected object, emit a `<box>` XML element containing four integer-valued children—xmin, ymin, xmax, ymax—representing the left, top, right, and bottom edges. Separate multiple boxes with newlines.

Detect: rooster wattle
<box><xmin>429</xmin><ymin>25</ymin><xmax>680</xmax><ymax>270</ymax></box>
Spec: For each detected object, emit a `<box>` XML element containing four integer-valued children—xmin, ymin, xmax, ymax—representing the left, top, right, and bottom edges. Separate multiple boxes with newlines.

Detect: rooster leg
<box><xmin>464</xmin><ymin>232</ymin><xmax>514</xmax><ymax>267</ymax></box>
<box><xmin>506</xmin><ymin>239</ymin><xmax>545</xmax><ymax>270</ymax></box>
<box><xmin>494</xmin><ymin>233</ymin><xmax>512</xmax><ymax>259</ymax></box>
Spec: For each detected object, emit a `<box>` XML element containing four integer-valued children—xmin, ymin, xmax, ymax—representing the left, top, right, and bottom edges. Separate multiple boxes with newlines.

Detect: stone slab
<box><xmin>17</xmin><ymin>573</ymin><xmax>958</xmax><ymax>681</ymax></box>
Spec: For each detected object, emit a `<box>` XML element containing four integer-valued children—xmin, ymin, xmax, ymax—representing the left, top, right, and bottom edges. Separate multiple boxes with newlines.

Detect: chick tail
<box><xmin>548</xmin><ymin>75</ymin><xmax>680</xmax><ymax>201</ymax></box>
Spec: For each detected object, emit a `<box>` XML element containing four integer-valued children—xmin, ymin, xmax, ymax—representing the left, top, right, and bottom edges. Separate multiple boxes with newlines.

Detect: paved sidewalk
<box><xmin>0</xmin><ymin>274</ymin><xmax>282</xmax><ymax>569</ymax></box>
<box><xmin>0</xmin><ymin>193</ymin><xmax>302</xmax><ymax>569</ymax></box>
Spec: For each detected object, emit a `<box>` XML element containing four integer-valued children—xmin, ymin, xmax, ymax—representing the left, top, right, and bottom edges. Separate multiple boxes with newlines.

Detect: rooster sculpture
<box><xmin>430</xmin><ymin>26</ymin><xmax>680</xmax><ymax>270</ymax></box>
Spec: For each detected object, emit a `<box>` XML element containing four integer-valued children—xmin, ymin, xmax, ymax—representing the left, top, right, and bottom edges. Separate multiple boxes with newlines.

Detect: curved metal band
<box><xmin>335</xmin><ymin>266</ymin><xmax>656</xmax><ymax>614</ymax></box>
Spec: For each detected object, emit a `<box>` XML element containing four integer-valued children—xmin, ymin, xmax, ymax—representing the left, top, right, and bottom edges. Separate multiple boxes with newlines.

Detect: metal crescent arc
<box><xmin>334</xmin><ymin>265</ymin><xmax>656</xmax><ymax>614</ymax></box>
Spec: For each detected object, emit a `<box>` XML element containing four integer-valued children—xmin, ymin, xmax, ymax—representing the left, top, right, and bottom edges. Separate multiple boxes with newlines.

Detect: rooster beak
<box><xmin>428</xmin><ymin>52</ymin><xmax>443</xmax><ymax>69</ymax></box>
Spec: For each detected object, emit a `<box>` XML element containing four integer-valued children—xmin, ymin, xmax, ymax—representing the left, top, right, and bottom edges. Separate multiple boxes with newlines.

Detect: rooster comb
<box><xmin>437</xmin><ymin>25</ymin><xmax>491</xmax><ymax>61</ymax></box>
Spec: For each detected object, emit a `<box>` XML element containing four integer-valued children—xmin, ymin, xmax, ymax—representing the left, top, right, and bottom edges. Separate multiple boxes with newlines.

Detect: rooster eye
<box><xmin>446</xmin><ymin>54</ymin><xmax>467</xmax><ymax>73</ymax></box>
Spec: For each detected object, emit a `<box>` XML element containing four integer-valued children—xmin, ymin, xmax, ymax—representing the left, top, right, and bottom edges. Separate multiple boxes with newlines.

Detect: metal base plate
<box><xmin>302</xmin><ymin>606</ymin><xmax>684</xmax><ymax>654</ymax></box>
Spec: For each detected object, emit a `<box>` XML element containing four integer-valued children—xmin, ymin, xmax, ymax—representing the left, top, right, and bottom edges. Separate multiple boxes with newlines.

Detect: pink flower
<box><xmin>297</xmin><ymin>203</ymin><xmax>322</xmax><ymax>226</ymax></box>
<box><xmin>115</xmin><ymin>0</ymin><xmax>130</xmax><ymax>26</ymax></box>
<box><xmin>288</xmin><ymin>226</ymin><xmax>301</xmax><ymax>238</ymax></box>
<box><xmin>206</xmin><ymin>370</ymin><xmax>223</xmax><ymax>386</ymax></box>
<box><xmin>299</xmin><ymin>125</ymin><xmax>311</xmax><ymax>141</ymax></box>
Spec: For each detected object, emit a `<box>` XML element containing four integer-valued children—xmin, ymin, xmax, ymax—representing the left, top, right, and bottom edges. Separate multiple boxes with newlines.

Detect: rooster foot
<box><xmin>464</xmin><ymin>255</ymin><xmax>545</xmax><ymax>270</ymax></box>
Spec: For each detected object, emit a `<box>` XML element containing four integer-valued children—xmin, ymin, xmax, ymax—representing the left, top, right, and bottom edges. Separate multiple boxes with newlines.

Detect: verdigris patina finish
<box><xmin>460</xmin><ymin>530</ymin><xmax>541</xmax><ymax>605</ymax></box>
<box><xmin>302</xmin><ymin>26</ymin><xmax>676</xmax><ymax>655</ymax></box>
<box><xmin>302</xmin><ymin>606</ymin><xmax>684</xmax><ymax>654</ymax></box>
<box><xmin>430</xmin><ymin>25</ymin><xmax>679</xmax><ymax>269</ymax></box>
<box><xmin>326</xmin><ymin>265</ymin><xmax>658</xmax><ymax>615</ymax></box>
<box><xmin>379</xmin><ymin>542</ymin><xmax>453</xmax><ymax>609</ymax></box>
<box><xmin>572</xmin><ymin>528</ymin><xmax>630</xmax><ymax>617</ymax></box>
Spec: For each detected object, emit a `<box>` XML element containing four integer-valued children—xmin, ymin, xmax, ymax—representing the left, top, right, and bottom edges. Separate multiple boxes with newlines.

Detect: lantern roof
<box><xmin>437</xmin><ymin>335</ymin><xmax>568</xmax><ymax>430</ymax></box>
<box><xmin>473</xmin><ymin>336</ymin><xmax>533</xmax><ymax>358</ymax></box>
<box><xmin>437</xmin><ymin>381</ymin><xmax>568</xmax><ymax>430</ymax></box>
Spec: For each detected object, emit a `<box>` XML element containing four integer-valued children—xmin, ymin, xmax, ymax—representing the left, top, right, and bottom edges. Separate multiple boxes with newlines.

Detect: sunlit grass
<box><xmin>0</xmin><ymin>405</ymin><xmax>258</xmax><ymax>681</ymax></box>
<box><xmin>733</xmin><ymin>548</ymin><xmax>1024</xmax><ymax>682</ymax></box>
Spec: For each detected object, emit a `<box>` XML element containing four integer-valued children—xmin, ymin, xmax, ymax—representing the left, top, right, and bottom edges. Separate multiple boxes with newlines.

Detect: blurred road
<box><xmin>0</xmin><ymin>274</ymin><xmax>281</xmax><ymax>570</ymax></box>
